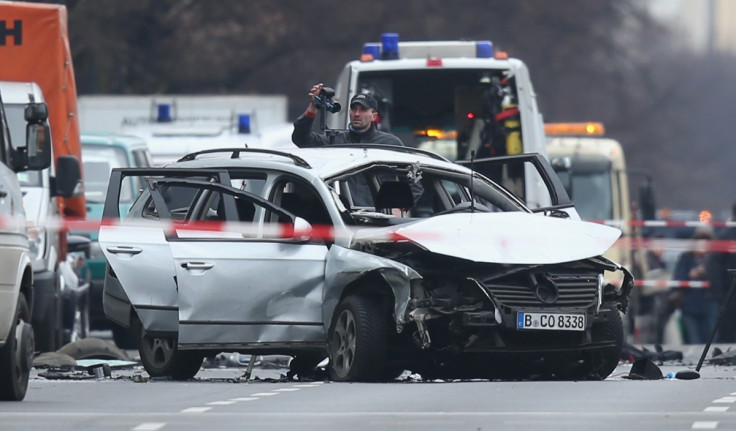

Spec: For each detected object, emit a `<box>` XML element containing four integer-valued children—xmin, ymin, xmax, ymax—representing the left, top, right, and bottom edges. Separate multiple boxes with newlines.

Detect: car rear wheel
<box><xmin>328</xmin><ymin>295</ymin><xmax>387</xmax><ymax>382</ymax></box>
<box><xmin>0</xmin><ymin>294</ymin><xmax>33</xmax><ymax>401</ymax></box>
<box><xmin>133</xmin><ymin>318</ymin><xmax>203</xmax><ymax>380</ymax></box>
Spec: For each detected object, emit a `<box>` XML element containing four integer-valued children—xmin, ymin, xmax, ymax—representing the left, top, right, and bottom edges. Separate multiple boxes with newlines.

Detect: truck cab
<box><xmin>1</xmin><ymin>81</ymin><xmax>86</xmax><ymax>352</ymax></box>
<box><xmin>0</xmin><ymin>84</ymin><xmax>56</xmax><ymax>400</ymax></box>
<box><xmin>545</xmin><ymin>122</ymin><xmax>647</xmax><ymax>279</ymax></box>
<box><xmin>327</xmin><ymin>33</ymin><xmax>550</xmax><ymax>209</ymax></box>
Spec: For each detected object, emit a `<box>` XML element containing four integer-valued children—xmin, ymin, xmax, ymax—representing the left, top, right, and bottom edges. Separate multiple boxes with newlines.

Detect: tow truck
<box><xmin>327</xmin><ymin>33</ymin><xmax>553</xmax><ymax>210</ymax></box>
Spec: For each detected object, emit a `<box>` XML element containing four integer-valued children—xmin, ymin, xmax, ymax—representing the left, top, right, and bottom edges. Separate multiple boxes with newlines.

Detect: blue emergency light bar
<box><xmin>381</xmin><ymin>33</ymin><xmax>399</xmax><ymax>59</ymax></box>
<box><xmin>476</xmin><ymin>41</ymin><xmax>493</xmax><ymax>58</ymax></box>
<box><xmin>362</xmin><ymin>33</ymin><xmax>495</xmax><ymax>61</ymax></box>
<box><xmin>157</xmin><ymin>103</ymin><xmax>172</xmax><ymax>122</ymax></box>
<box><xmin>238</xmin><ymin>114</ymin><xmax>251</xmax><ymax>134</ymax></box>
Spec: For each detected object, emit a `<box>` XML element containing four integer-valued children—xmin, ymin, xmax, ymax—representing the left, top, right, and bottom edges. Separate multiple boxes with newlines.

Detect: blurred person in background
<box><xmin>706</xmin><ymin>202</ymin><xmax>736</xmax><ymax>343</ymax></box>
<box><xmin>673</xmin><ymin>229</ymin><xmax>717</xmax><ymax>344</ymax></box>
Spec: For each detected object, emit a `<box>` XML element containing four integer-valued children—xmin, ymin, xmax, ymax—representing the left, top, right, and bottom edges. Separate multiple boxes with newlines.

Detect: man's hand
<box><xmin>306</xmin><ymin>83</ymin><xmax>324</xmax><ymax>115</ymax></box>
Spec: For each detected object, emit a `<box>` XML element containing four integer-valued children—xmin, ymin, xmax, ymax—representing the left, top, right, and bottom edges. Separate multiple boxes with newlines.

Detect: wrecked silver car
<box><xmin>99</xmin><ymin>145</ymin><xmax>633</xmax><ymax>381</ymax></box>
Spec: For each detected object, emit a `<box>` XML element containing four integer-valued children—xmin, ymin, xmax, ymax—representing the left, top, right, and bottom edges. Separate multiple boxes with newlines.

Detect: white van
<box><xmin>1</xmin><ymin>81</ymin><xmax>87</xmax><ymax>352</ymax></box>
<box><xmin>0</xmin><ymin>83</ymin><xmax>79</xmax><ymax>400</ymax></box>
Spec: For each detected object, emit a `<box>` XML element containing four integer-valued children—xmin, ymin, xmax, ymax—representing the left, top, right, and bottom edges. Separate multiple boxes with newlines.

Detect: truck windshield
<box><xmin>82</xmin><ymin>145</ymin><xmax>133</xmax><ymax>203</ymax></box>
<box><xmin>556</xmin><ymin>168</ymin><xmax>613</xmax><ymax>221</ymax></box>
<box><xmin>356</xmin><ymin>68</ymin><xmax>518</xmax><ymax>161</ymax></box>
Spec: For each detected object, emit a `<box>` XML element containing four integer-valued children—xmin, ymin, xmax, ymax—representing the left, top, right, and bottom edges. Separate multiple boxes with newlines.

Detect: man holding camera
<box><xmin>291</xmin><ymin>83</ymin><xmax>404</xmax><ymax>148</ymax></box>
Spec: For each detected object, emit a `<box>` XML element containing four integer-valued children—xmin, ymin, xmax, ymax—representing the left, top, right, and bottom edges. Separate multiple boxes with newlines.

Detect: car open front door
<box><xmin>98</xmin><ymin>168</ymin><xmax>230</xmax><ymax>335</ymax></box>
<box><xmin>457</xmin><ymin>153</ymin><xmax>579</xmax><ymax>218</ymax></box>
<box><xmin>151</xmin><ymin>179</ymin><xmax>329</xmax><ymax>349</ymax></box>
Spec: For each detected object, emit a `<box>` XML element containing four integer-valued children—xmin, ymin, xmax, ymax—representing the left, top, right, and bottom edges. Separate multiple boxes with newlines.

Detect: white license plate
<box><xmin>516</xmin><ymin>312</ymin><xmax>585</xmax><ymax>331</ymax></box>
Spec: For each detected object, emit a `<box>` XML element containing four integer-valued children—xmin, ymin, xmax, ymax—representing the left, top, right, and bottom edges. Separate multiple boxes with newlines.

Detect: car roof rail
<box><xmin>327</xmin><ymin>144</ymin><xmax>451</xmax><ymax>162</ymax></box>
<box><xmin>177</xmin><ymin>148</ymin><xmax>312</xmax><ymax>168</ymax></box>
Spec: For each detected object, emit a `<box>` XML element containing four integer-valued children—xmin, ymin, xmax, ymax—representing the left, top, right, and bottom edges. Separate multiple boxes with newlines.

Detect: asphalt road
<box><xmin>2</xmin><ymin>343</ymin><xmax>736</xmax><ymax>431</ymax></box>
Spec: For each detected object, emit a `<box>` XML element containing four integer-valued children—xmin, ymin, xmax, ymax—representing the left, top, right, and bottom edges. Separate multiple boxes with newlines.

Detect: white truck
<box><xmin>545</xmin><ymin>122</ymin><xmax>654</xmax><ymax>279</ymax></box>
<box><xmin>2</xmin><ymin>81</ymin><xmax>87</xmax><ymax>352</ymax></box>
<box><xmin>326</xmin><ymin>33</ymin><xmax>555</xmax><ymax>210</ymax></box>
<box><xmin>77</xmin><ymin>95</ymin><xmax>293</xmax><ymax>166</ymax></box>
<box><xmin>0</xmin><ymin>84</ymin><xmax>78</xmax><ymax>400</ymax></box>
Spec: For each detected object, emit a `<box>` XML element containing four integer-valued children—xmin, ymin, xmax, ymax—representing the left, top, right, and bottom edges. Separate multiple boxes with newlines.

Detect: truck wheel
<box><xmin>0</xmin><ymin>294</ymin><xmax>33</xmax><ymax>401</ymax></box>
<box><xmin>328</xmin><ymin>295</ymin><xmax>387</xmax><ymax>382</ymax></box>
<box><xmin>133</xmin><ymin>318</ymin><xmax>203</xmax><ymax>380</ymax></box>
<box><xmin>35</xmin><ymin>284</ymin><xmax>63</xmax><ymax>353</ymax></box>
<box><xmin>57</xmin><ymin>337</ymin><xmax>130</xmax><ymax>360</ymax></box>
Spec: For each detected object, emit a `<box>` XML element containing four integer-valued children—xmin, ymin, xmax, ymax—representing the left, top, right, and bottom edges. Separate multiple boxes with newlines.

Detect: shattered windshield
<box><xmin>327</xmin><ymin>162</ymin><xmax>525</xmax><ymax>224</ymax></box>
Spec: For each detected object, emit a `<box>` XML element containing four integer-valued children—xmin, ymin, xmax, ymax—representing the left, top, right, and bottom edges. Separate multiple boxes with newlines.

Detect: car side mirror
<box><xmin>293</xmin><ymin>217</ymin><xmax>313</xmax><ymax>241</ymax></box>
<box><xmin>55</xmin><ymin>155</ymin><xmax>83</xmax><ymax>198</ymax></box>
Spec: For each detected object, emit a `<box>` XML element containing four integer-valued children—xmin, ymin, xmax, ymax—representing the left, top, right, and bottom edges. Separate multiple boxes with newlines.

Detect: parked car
<box><xmin>99</xmin><ymin>145</ymin><xmax>633</xmax><ymax>381</ymax></box>
<box><xmin>80</xmin><ymin>132</ymin><xmax>152</xmax><ymax>347</ymax></box>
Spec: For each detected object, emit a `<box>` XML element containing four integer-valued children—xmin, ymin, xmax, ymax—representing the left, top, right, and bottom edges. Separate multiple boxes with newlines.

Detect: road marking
<box><xmin>180</xmin><ymin>407</ymin><xmax>211</xmax><ymax>413</ymax></box>
<box><xmin>713</xmin><ymin>397</ymin><xmax>736</xmax><ymax>403</ymax></box>
<box><xmin>275</xmin><ymin>388</ymin><xmax>300</xmax><ymax>392</ymax></box>
<box><xmin>692</xmin><ymin>421</ymin><xmax>718</xmax><ymax>430</ymax></box>
<box><xmin>230</xmin><ymin>397</ymin><xmax>258</xmax><ymax>402</ymax></box>
<box><xmin>132</xmin><ymin>424</ymin><xmax>166</xmax><ymax>431</ymax></box>
<box><xmin>292</xmin><ymin>384</ymin><xmax>322</xmax><ymax>387</ymax></box>
<box><xmin>250</xmin><ymin>392</ymin><xmax>278</xmax><ymax>396</ymax></box>
<box><xmin>207</xmin><ymin>401</ymin><xmax>236</xmax><ymax>406</ymax></box>
<box><xmin>704</xmin><ymin>406</ymin><xmax>729</xmax><ymax>412</ymax></box>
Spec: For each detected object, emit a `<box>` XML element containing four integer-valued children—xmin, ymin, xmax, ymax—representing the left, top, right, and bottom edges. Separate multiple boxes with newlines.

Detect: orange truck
<box><xmin>0</xmin><ymin>1</ymin><xmax>85</xmax><ymax>218</ymax></box>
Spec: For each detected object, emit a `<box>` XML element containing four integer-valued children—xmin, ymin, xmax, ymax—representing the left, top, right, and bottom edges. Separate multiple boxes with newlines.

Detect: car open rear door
<box><xmin>98</xmin><ymin>168</ymin><xmax>230</xmax><ymax>335</ymax></box>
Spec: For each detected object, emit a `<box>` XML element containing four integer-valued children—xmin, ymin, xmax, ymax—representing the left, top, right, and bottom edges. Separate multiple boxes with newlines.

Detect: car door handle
<box><xmin>106</xmin><ymin>246</ymin><xmax>143</xmax><ymax>255</ymax></box>
<box><xmin>181</xmin><ymin>262</ymin><xmax>214</xmax><ymax>271</ymax></box>
<box><xmin>0</xmin><ymin>190</ymin><xmax>6</xmax><ymax>198</ymax></box>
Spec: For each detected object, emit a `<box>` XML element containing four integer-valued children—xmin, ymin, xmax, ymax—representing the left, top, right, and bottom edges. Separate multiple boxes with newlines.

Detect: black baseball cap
<box><xmin>350</xmin><ymin>93</ymin><xmax>378</xmax><ymax>110</ymax></box>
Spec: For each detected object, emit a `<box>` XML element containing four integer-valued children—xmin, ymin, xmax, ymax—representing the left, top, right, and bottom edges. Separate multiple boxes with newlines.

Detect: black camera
<box><xmin>313</xmin><ymin>87</ymin><xmax>341</xmax><ymax>114</ymax></box>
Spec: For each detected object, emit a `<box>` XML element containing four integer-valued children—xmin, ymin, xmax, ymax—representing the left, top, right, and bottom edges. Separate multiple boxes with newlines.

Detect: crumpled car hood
<box><xmin>352</xmin><ymin>212</ymin><xmax>622</xmax><ymax>265</ymax></box>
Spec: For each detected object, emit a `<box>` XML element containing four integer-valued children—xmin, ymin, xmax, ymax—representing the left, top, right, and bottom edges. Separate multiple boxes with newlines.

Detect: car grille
<box><xmin>478</xmin><ymin>269</ymin><xmax>599</xmax><ymax>309</ymax></box>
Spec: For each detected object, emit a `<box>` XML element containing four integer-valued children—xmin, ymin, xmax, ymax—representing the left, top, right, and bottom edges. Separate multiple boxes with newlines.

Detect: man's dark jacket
<box><xmin>292</xmin><ymin>113</ymin><xmax>404</xmax><ymax>147</ymax></box>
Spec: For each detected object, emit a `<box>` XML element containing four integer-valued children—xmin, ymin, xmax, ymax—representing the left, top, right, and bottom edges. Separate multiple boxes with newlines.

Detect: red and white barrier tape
<box><xmin>0</xmin><ymin>215</ymin><xmax>729</xmax><ymax>289</ymax></box>
<box><xmin>590</xmin><ymin>219</ymin><xmax>736</xmax><ymax>228</ymax></box>
<box><xmin>633</xmin><ymin>280</ymin><xmax>709</xmax><ymax>289</ymax></box>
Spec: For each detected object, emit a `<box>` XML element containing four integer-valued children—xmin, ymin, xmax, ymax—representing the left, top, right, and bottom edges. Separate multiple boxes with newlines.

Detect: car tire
<box><xmin>328</xmin><ymin>295</ymin><xmax>387</xmax><ymax>382</ymax></box>
<box><xmin>585</xmin><ymin>310</ymin><xmax>624</xmax><ymax>380</ymax></box>
<box><xmin>57</xmin><ymin>337</ymin><xmax>130</xmax><ymax>360</ymax></box>
<box><xmin>133</xmin><ymin>318</ymin><xmax>203</xmax><ymax>380</ymax></box>
<box><xmin>0</xmin><ymin>294</ymin><xmax>33</xmax><ymax>401</ymax></box>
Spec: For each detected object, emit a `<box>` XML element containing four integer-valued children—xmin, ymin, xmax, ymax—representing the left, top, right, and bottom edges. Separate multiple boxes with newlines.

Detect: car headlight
<box><xmin>26</xmin><ymin>225</ymin><xmax>45</xmax><ymax>262</ymax></box>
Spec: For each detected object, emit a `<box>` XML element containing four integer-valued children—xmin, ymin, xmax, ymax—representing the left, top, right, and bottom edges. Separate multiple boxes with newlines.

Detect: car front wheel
<box><xmin>328</xmin><ymin>295</ymin><xmax>387</xmax><ymax>382</ymax></box>
<box><xmin>134</xmin><ymin>318</ymin><xmax>203</xmax><ymax>380</ymax></box>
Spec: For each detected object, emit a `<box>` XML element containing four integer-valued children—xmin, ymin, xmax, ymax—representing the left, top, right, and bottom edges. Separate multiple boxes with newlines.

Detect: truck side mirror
<box><xmin>55</xmin><ymin>155</ymin><xmax>83</xmax><ymax>198</ymax></box>
<box><xmin>25</xmin><ymin>122</ymin><xmax>52</xmax><ymax>170</ymax></box>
